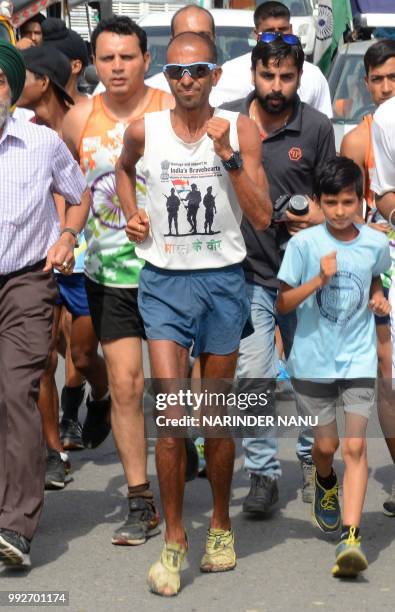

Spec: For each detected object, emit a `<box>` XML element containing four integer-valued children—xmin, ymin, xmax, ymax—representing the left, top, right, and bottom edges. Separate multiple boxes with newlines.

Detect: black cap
<box><xmin>42</xmin><ymin>17</ymin><xmax>89</xmax><ymax>67</ymax></box>
<box><xmin>21</xmin><ymin>46</ymin><xmax>74</xmax><ymax>106</ymax></box>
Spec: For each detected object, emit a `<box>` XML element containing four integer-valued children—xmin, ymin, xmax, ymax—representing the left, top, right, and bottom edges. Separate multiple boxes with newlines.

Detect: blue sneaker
<box><xmin>332</xmin><ymin>527</ymin><xmax>368</xmax><ymax>578</ymax></box>
<box><xmin>312</xmin><ymin>472</ymin><xmax>341</xmax><ymax>533</ymax></box>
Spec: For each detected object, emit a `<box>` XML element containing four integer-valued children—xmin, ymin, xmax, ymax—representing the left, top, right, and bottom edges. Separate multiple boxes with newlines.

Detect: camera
<box><xmin>272</xmin><ymin>194</ymin><xmax>309</xmax><ymax>223</ymax></box>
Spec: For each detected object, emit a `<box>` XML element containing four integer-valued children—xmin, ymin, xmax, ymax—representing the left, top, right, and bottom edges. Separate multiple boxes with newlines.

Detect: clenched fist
<box><xmin>369</xmin><ymin>295</ymin><xmax>391</xmax><ymax>317</ymax></box>
<box><xmin>319</xmin><ymin>251</ymin><xmax>337</xmax><ymax>285</ymax></box>
<box><xmin>125</xmin><ymin>208</ymin><xmax>150</xmax><ymax>243</ymax></box>
<box><xmin>207</xmin><ymin>117</ymin><xmax>233</xmax><ymax>161</ymax></box>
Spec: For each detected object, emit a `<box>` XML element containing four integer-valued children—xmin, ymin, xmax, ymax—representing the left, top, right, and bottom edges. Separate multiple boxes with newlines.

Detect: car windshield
<box><xmin>331</xmin><ymin>53</ymin><xmax>375</xmax><ymax>123</ymax></box>
<box><xmin>144</xmin><ymin>25</ymin><xmax>255</xmax><ymax>78</ymax></box>
<box><xmin>280</xmin><ymin>0</ymin><xmax>312</xmax><ymax>17</ymax></box>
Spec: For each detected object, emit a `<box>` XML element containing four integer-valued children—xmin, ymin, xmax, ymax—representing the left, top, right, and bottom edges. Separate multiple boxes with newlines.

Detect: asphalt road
<box><xmin>1</xmin><ymin>376</ymin><xmax>394</xmax><ymax>612</ymax></box>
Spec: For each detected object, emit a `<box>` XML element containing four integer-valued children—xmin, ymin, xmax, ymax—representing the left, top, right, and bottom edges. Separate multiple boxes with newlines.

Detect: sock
<box><xmin>88</xmin><ymin>389</ymin><xmax>110</xmax><ymax>403</ymax></box>
<box><xmin>128</xmin><ymin>482</ymin><xmax>153</xmax><ymax>499</ymax></box>
<box><xmin>341</xmin><ymin>525</ymin><xmax>360</xmax><ymax>540</ymax></box>
<box><xmin>316</xmin><ymin>468</ymin><xmax>337</xmax><ymax>490</ymax></box>
<box><xmin>61</xmin><ymin>384</ymin><xmax>85</xmax><ymax>421</ymax></box>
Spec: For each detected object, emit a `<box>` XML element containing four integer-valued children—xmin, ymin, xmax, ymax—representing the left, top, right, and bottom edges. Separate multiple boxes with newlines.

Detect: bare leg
<box><xmin>312</xmin><ymin>421</ymin><xmax>339</xmax><ymax>478</ymax></box>
<box><xmin>61</xmin><ymin>310</ymin><xmax>85</xmax><ymax>388</ymax></box>
<box><xmin>341</xmin><ymin>414</ymin><xmax>368</xmax><ymax>527</ymax></box>
<box><xmin>101</xmin><ymin>337</ymin><xmax>146</xmax><ymax>485</ymax></box>
<box><xmin>200</xmin><ymin>352</ymin><xmax>238</xmax><ymax>531</ymax></box>
<box><xmin>376</xmin><ymin>324</ymin><xmax>395</xmax><ymax>461</ymax></box>
<box><xmin>70</xmin><ymin>315</ymin><xmax>108</xmax><ymax>399</ymax></box>
<box><xmin>149</xmin><ymin>339</ymin><xmax>190</xmax><ymax>546</ymax></box>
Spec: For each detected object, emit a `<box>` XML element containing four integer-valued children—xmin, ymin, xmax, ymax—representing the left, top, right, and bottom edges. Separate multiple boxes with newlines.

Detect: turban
<box><xmin>0</xmin><ymin>40</ymin><xmax>26</xmax><ymax>105</ymax></box>
<box><xmin>42</xmin><ymin>18</ymin><xmax>89</xmax><ymax>67</ymax></box>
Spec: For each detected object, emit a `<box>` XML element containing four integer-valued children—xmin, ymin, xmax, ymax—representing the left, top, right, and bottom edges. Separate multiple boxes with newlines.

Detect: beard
<box><xmin>256</xmin><ymin>92</ymin><xmax>295</xmax><ymax>115</ymax></box>
<box><xmin>0</xmin><ymin>96</ymin><xmax>11</xmax><ymax>128</ymax></box>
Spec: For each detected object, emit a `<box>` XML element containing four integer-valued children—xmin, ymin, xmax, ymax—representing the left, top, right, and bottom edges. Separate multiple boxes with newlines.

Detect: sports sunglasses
<box><xmin>163</xmin><ymin>62</ymin><xmax>217</xmax><ymax>79</ymax></box>
<box><xmin>258</xmin><ymin>32</ymin><xmax>300</xmax><ymax>45</ymax></box>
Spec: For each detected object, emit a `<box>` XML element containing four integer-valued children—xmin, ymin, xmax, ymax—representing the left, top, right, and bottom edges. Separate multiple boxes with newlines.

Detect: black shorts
<box><xmin>85</xmin><ymin>276</ymin><xmax>145</xmax><ymax>342</ymax></box>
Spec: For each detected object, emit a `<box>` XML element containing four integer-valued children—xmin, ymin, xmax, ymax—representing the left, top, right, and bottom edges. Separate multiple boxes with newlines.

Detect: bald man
<box><xmin>116</xmin><ymin>31</ymin><xmax>272</xmax><ymax>596</ymax></box>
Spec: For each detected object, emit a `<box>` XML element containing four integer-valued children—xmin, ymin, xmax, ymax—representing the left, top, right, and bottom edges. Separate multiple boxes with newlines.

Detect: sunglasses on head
<box><xmin>258</xmin><ymin>32</ymin><xmax>300</xmax><ymax>45</ymax></box>
<box><xmin>163</xmin><ymin>62</ymin><xmax>217</xmax><ymax>80</ymax></box>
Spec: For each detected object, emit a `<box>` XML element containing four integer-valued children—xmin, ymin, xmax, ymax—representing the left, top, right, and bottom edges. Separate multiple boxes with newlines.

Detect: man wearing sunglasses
<box><xmin>222</xmin><ymin>34</ymin><xmax>336</xmax><ymax>516</ymax></box>
<box><xmin>116</xmin><ymin>31</ymin><xmax>272</xmax><ymax>597</ymax></box>
<box><xmin>211</xmin><ymin>1</ymin><xmax>332</xmax><ymax>115</ymax></box>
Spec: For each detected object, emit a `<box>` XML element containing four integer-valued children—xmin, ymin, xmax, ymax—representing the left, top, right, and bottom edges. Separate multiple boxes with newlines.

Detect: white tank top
<box><xmin>136</xmin><ymin>108</ymin><xmax>247</xmax><ymax>270</ymax></box>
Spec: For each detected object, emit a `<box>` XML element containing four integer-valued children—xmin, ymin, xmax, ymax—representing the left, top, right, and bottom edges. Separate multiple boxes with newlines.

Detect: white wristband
<box><xmin>389</xmin><ymin>208</ymin><xmax>395</xmax><ymax>230</ymax></box>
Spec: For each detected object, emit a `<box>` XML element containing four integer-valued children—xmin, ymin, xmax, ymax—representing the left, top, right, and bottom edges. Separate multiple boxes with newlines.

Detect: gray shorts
<box><xmin>292</xmin><ymin>379</ymin><xmax>375</xmax><ymax>427</ymax></box>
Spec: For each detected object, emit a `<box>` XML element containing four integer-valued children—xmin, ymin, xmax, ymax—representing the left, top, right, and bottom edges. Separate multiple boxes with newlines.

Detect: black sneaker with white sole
<box><xmin>243</xmin><ymin>474</ymin><xmax>279</xmax><ymax>515</ymax></box>
<box><xmin>112</xmin><ymin>497</ymin><xmax>160</xmax><ymax>546</ymax></box>
<box><xmin>45</xmin><ymin>449</ymin><xmax>70</xmax><ymax>490</ymax></box>
<box><xmin>0</xmin><ymin>528</ymin><xmax>31</xmax><ymax>568</ymax></box>
<box><xmin>60</xmin><ymin>418</ymin><xmax>84</xmax><ymax>451</ymax></box>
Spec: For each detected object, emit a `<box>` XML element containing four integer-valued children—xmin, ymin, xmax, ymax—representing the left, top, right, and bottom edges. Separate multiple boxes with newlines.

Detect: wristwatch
<box><xmin>61</xmin><ymin>227</ymin><xmax>79</xmax><ymax>248</ymax></box>
<box><xmin>222</xmin><ymin>150</ymin><xmax>243</xmax><ymax>171</ymax></box>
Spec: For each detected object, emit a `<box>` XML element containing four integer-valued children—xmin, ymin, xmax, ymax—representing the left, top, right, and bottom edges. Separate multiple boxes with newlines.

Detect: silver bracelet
<box><xmin>389</xmin><ymin>208</ymin><xmax>395</xmax><ymax>230</ymax></box>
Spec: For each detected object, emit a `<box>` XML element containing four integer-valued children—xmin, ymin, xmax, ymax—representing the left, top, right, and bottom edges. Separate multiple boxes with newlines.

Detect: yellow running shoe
<box><xmin>147</xmin><ymin>540</ymin><xmax>187</xmax><ymax>597</ymax></box>
<box><xmin>200</xmin><ymin>528</ymin><xmax>236</xmax><ymax>573</ymax></box>
<box><xmin>332</xmin><ymin>526</ymin><xmax>368</xmax><ymax>578</ymax></box>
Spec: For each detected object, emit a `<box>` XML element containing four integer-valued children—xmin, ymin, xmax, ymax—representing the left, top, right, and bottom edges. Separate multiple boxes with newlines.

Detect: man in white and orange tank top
<box><xmin>62</xmin><ymin>16</ymin><xmax>173</xmax><ymax>548</ymax></box>
<box><xmin>116</xmin><ymin>32</ymin><xmax>272</xmax><ymax>596</ymax></box>
<box><xmin>341</xmin><ymin>39</ymin><xmax>395</xmax><ymax>518</ymax></box>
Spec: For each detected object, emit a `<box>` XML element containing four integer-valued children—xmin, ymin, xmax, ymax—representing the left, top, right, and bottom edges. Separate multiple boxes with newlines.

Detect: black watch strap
<box><xmin>222</xmin><ymin>151</ymin><xmax>243</xmax><ymax>171</ymax></box>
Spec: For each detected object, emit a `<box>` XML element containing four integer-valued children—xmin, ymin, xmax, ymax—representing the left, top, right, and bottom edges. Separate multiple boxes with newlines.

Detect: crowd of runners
<box><xmin>0</xmin><ymin>0</ymin><xmax>394</xmax><ymax>597</ymax></box>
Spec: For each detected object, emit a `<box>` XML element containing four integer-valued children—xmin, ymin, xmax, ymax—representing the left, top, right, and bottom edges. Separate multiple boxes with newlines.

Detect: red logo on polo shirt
<box><xmin>289</xmin><ymin>147</ymin><xmax>302</xmax><ymax>161</ymax></box>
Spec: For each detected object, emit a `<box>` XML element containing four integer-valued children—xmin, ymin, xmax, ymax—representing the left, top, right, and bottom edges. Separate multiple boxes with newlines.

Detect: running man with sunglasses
<box><xmin>116</xmin><ymin>31</ymin><xmax>272</xmax><ymax>597</ymax></box>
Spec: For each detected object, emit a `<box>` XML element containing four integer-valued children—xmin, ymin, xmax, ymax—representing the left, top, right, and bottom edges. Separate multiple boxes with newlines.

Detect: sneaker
<box><xmin>194</xmin><ymin>436</ymin><xmax>207</xmax><ymax>477</ymax></box>
<box><xmin>383</xmin><ymin>480</ymin><xmax>395</xmax><ymax>517</ymax></box>
<box><xmin>301</xmin><ymin>461</ymin><xmax>315</xmax><ymax>503</ymax></box>
<box><xmin>332</xmin><ymin>527</ymin><xmax>368</xmax><ymax>578</ymax></box>
<box><xmin>200</xmin><ymin>528</ymin><xmax>236</xmax><ymax>572</ymax></box>
<box><xmin>147</xmin><ymin>539</ymin><xmax>187</xmax><ymax>597</ymax></box>
<box><xmin>112</xmin><ymin>496</ymin><xmax>160</xmax><ymax>546</ymax></box>
<box><xmin>312</xmin><ymin>472</ymin><xmax>341</xmax><ymax>533</ymax></box>
<box><xmin>242</xmin><ymin>474</ymin><xmax>279</xmax><ymax>514</ymax></box>
<box><xmin>0</xmin><ymin>528</ymin><xmax>31</xmax><ymax>568</ymax></box>
<box><xmin>82</xmin><ymin>394</ymin><xmax>111</xmax><ymax>449</ymax></box>
<box><xmin>60</xmin><ymin>418</ymin><xmax>84</xmax><ymax>451</ymax></box>
<box><xmin>185</xmin><ymin>438</ymin><xmax>199</xmax><ymax>482</ymax></box>
<box><xmin>45</xmin><ymin>449</ymin><xmax>70</xmax><ymax>490</ymax></box>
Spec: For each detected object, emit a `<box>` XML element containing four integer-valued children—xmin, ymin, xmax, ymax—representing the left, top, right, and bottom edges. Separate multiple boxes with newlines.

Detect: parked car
<box><xmin>328</xmin><ymin>39</ymin><xmax>377</xmax><ymax>151</ymax></box>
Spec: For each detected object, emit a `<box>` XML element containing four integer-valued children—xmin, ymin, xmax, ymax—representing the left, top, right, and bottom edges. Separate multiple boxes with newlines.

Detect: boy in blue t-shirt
<box><xmin>277</xmin><ymin>157</ymin><xmax>391</xmax><ymax>578</ymax></box>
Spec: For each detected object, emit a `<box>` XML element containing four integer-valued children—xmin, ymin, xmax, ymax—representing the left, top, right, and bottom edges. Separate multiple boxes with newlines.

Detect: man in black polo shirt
<box><xmin>222</xmin><ymin>35</ymin><xmax>336</xmax><ymax>514</ymax></box>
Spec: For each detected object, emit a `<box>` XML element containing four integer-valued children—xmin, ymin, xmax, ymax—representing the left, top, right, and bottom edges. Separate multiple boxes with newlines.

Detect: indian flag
<box><xmin>172</xmin><ymin>178</ymin><xmax>190</xmax><ymax>197</ymax></box>
<box><xmin>313</xmin><ymin>0</ymin><xmax>353</xmax><ymax>76</ymax></box>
